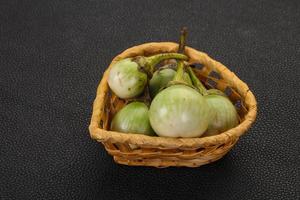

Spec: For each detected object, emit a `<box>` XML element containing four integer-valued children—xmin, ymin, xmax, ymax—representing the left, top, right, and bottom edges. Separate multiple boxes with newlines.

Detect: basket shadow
<box><xmin>96</xmin><ymin>147</ymin><xmax>253</xmax><ymax>199</ymax></box>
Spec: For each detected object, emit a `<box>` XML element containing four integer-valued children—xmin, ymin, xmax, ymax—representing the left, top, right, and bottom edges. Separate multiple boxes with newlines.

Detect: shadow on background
<box><xmin>94</xmin><ymin>146</ymin><xmax>254</xmax><ymax>200</ymax></box>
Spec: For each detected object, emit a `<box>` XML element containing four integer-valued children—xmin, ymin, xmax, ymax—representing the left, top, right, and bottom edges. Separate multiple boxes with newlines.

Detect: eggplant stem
<box><xmin>168</xmin><ymin>80</ymin><xmax>198</xmax><ymax>90</ymax></box>
<box><xmin>157</xmin><ymin>63</ymin><xmax>177</xmax><ymax>72</ymax></box>
<box><xmin>206</xmin><ymin>89</ymin><xmax>227</xmax><ymax>97</ymax></box>
<box><xmin>187</xmin><ymin>66</ymin><xmax>208</xmax><ymax>95</ymax></box>
<box><xmin>172</xmin><ymin>27</ymin><xmax>192</xmax><ymax>85</ymax></box>
<box><xmin>143</xmin><ymin>80</ymin><xmax>152</xmax><ymax>106</ymax></box>
<box><xmin>146</xmin><ymin>53</ymin><xmax>187</xmax><ymax>73</ymax></box>
<box><xmin>172</xmin><ymin>61</ymin><xmax>186</xmax><ymax>83</ymax></box>
<box><xmin>178</xmin><ymin>27</ymin><xmax>187</xmax><ymax>54</ymax></box>
<box><xmin>178</xmin><ymin>27</ymin><xmax>187</xmax><ymax>81</ymax></box>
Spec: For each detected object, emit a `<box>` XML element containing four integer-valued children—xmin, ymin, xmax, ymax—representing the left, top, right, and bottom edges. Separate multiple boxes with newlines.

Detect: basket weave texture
<box><xmin>89</xmin><ymin>42</ymin><xmax>257</xmax><ymax>168</ymax></box>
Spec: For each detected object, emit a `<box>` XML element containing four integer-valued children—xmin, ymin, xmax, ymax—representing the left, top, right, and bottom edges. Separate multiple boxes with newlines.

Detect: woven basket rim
<box><xmin>89</xmin><ymin>42</ymin><xmax>257</xmax><ymax>149</ymax></box>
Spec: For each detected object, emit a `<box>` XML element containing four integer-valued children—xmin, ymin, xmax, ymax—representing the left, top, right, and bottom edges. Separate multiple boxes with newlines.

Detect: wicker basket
<box><xmin>89</xmin><ymin>42</ymin><xmax>257</xmax><ymax>168</ymax></box>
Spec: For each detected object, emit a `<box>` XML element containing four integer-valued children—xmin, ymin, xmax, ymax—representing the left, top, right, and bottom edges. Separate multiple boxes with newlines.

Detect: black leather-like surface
<box><xmin>1</xmin><ymin>0</ymin><xmax>299</xmax><ymax>199</ymax></box>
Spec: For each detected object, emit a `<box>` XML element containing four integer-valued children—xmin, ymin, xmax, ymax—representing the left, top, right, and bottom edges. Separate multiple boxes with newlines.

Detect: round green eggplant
<box><xmin>111</xmin><ymin>102</ymin><xmax>155</xmax><ymax>136</ymax></box>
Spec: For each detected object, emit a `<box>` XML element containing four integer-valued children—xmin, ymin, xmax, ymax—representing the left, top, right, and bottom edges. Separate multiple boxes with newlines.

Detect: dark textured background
<box><xmin>1</xmin><ymin>0</ymin><xmax>299</xmax><ymax>199</ymax></box>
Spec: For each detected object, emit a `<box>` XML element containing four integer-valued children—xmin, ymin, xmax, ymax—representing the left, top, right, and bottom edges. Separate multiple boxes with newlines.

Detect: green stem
<box><xmin>157</xmin><ymin>63</ymin><xmax>177</xmax><ymax>72</ymax></box>
<box><xmin>171</xmin><ymin>27</ymin><xmax>190</xmax><ymax>84</ymax></box>
<box><xmin>188</xmin><ymin>67</ymin><xmax>227</xmax><ymax>97</ymax></box>
<box><xmin>206</xmin><ymin>88</ymin><xmax>227</xmax><ymax>97</ymax></box>
<box><xmin>176</xmin><ymin>27</ymin><xmax>187</xmax><ymax>83</ymax></box>
<box><xmin>172</xmin><ymin>61</ymin><xmax>186</xmax><ymax>83</ymax></box>
<box><xmin>187</xmin><ymin>67</ymin><xmax>208</xmax><ymax>95</ymax></box>
<box><xmin>146</xmin><ymin>53</ymin><xmax>187</xmax><ymax>73</ymax></box>
<box><xmin>143</xmin><ymin>80</ymin><xmax>152</xmax><ymax>105</ymax></box>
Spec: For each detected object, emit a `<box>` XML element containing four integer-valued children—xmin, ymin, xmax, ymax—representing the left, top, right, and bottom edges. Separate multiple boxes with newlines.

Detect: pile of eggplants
<box><xmin>108</xmin><ymin>28</ymin><xmax>239</xmax><ymax>138</ymax></box>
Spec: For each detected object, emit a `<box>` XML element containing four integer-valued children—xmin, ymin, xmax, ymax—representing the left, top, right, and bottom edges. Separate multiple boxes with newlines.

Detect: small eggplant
<box><xmin>149</xmin><ymin>65</ymin><xmax>192</xmax><ymax>98</ymax></box>
<box><xmin>187</xmin><ymin>67</ymin><xmax>239</xmax><ymax>136</ymax></box>
<box><xmin>110</xmin><ymin>102</ymin><xmax>155</xmax><ymax>136</ymax></box>
<box><xmin>108</xmin><ymin>53</ymin><xmax>187</xmax><ymax>99</ymax></box>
